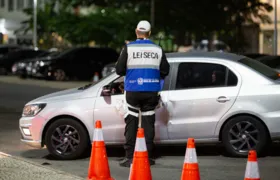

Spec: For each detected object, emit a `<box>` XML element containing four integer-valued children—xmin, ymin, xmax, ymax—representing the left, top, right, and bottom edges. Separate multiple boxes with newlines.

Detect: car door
<box><xmin>93</xmin><ymin>74</ymin><xmax>170</xmax><ymax>144</ymax></box>
<box><xmin>166</xmin><ymin>59</ymin><xmax>241</xmax><ymax>140</ymax></box>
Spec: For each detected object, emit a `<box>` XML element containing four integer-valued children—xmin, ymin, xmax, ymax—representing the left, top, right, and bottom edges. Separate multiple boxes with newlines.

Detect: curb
<box><xmin>0</xmin><ymin>152</ymin><xmax>84</xmax><ymax>179</ymax></box>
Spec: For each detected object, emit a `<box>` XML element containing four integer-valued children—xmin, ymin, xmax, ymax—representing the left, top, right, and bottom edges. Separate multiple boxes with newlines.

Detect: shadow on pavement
<box><xmin>106</xmin><ymin>144</ymin><xmax>225</xmax><ymax>159</ymax></box>
<box><xmin>19</xmin><ymin>142</ymin><xmax>280</xmax><ymax>162</ymax></box>
<box><xmin>106</xmin><ymin>143</ymin><xmax>280</xmax><ymax>159</ymax></box>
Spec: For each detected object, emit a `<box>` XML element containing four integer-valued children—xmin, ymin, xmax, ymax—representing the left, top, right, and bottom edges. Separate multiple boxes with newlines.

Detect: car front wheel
<box><xmin>45</xmin><ymin>118</ymin><xmax>90</xmax><ymax>160</ymax></box>
<box><xmin>221</xmin><ymin>115</ymin><xmax>269</xmax><ymax>157</ymax></box>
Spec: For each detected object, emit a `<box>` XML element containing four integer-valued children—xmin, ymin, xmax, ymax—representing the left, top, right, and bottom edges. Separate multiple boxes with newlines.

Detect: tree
<box><xmin>16</xmin><ymin>2</ymin><xmax>58</xmax><ymax>49</ymax></box>
<box><xmin>18</xmin><ymin>0</ymin><xmax>273</xmax><ymax>52</ymax></box>
<box><xmin>220</xmin><ymin>0</ymin><xmax>273</xmax><ymax>52</ymax></box>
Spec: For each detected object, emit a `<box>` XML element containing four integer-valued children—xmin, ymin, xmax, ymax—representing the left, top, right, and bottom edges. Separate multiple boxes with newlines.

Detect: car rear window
<box><xmin>239</xmin><ymin>57</ymin><xmax>280</xmax><ymax>80</ymax></box>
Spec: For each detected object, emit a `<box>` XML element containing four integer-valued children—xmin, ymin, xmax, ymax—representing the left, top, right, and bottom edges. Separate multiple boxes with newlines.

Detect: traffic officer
<box><xmin>115</xmin><ymin>20</ymin><xmax>170</xmax><ymax>167</ymax></box>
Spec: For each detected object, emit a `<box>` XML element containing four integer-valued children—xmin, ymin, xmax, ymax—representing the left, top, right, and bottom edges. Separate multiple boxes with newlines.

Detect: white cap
<box><xmin>136</xmin><ymin>20</ymin><xmax>151</xmax><ymax>32</ymax></box>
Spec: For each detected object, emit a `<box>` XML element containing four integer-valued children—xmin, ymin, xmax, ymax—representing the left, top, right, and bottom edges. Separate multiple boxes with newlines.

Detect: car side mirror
<box><xmin>101</xmin><ymin>85</ymin><xmax>112</xmax><ymax>96</ymax></box>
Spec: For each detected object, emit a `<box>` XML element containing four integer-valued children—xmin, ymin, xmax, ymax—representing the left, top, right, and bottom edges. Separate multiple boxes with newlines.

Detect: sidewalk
<box><xmin>0</xmin><ymin>152</ymin><xmax>83</xmax><ymax>180</ymax></box>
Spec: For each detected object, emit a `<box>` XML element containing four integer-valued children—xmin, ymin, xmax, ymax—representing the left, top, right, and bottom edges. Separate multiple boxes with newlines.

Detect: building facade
<box><xmin>0</xmin><ymin>0</ymin><xmax>47</xmax><ymax>46</ymax></box>
<box><xmin>259</xmin><ymin>0</ymin><xmax>280</xmax><ymax>55</ymax></box>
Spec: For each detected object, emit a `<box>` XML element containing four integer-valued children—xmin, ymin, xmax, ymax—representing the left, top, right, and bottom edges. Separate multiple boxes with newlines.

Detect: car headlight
<box><xmin>22</xmin><ymin>103</ymin><xmax>46</xmax><ymax>117</ymax></box>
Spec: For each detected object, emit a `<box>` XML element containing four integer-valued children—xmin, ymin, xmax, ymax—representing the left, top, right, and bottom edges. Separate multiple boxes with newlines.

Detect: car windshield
<box><xmin>257</xmin><ymin>56</ymin><xmax>280</xmax><ymax>68</ymax></box>
<box><xmin>37</xmin><ymin>51</ymin><xmax>51</xmax><ymax>57</ymax></box>
<box><xmin>56</xmin><ymin>48</ymin><xmax>77</xmax><ymax>58</ymax></box>
<box><xmin>239</xmin><ymin>57</ymin><xmax>280</xmax><ymax>80</ymax></box>
<box><xmin>77</xmin><ymin>71</ymin><xmax>115</xmax><ymax>90</ymax></box>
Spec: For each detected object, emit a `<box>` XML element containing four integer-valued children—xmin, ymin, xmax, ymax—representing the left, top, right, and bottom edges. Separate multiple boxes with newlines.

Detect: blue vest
<box><xmin>125</xmin><ymin>39</ymin><xmax>163</xmax><ymax>92</ymax></box>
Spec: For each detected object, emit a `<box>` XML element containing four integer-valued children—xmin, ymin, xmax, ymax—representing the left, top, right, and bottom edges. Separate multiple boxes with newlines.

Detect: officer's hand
<box><xmin>119</xmin><ymin>82</ymin><xmax>124</xmax><ymax>93</ymax></box>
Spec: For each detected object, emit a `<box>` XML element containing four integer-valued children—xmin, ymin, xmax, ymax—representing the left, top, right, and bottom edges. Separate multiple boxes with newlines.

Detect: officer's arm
<box><xmin>159</xmin><ymin>49</ymin><xmax>170</xmax><ymax>79</ymax></box>
<box><xmin>115</xmin><ymin>45</ymin><xmax>128</xmax><ymax>76</ymax></box>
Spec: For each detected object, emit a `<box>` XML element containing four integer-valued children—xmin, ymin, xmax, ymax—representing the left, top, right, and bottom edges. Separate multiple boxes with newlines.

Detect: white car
<box><xmin>20</xmin><ymin>51</ymin><xmax>280</xmax><ymax>160</ymax></box>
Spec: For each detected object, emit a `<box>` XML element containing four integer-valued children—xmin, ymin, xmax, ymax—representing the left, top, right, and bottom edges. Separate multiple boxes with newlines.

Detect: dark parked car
<box><xmin>256</xmin><ymin>55</ymin><xmax>280</xmax><ymax>72</ymax></box>
<box><xmin>0</xmin><ymin>49</ymin><xmax>47</xmax><ymax>75</ymax></box>
<box><xmin>31</xmin><ymin>47</ymin><xmax>119</xmax><ymax>81</ymax></box>
<box><xmin>0</xmin><ymin>44</ymin><xmax>23</xmax><ymax>58</ymax></box>
<box><xmin>12</xmin><ymin>51</ymin><xmax>60</xmax><ymax>78</ymax></box>
<box><xmin>242</xmin><ymin>53</ymin><xmax>269</xmax><ymax>59</ymax></box>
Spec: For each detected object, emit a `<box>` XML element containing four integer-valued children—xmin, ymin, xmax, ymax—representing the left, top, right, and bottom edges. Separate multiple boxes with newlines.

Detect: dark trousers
<box><xmin>124</xmin><ymin>91</ymin><xmax>159</xmax><ymax>159</ymax></box>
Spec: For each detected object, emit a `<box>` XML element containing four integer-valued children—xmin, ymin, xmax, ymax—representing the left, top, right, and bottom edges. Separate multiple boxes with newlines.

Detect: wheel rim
<box><xmin>54</xmin><ymin>69</ymin><xmax>65</xmax><ymax>81</ymax></box>
<box><xmin>228</xmin><ymin>121</ymin><xmax>260</xmax><ymax>153</ymax></box>
<box><xmin>51</xmin><ymin>125</ymin><xmax>80</xmax><ymax>156</ymax></box>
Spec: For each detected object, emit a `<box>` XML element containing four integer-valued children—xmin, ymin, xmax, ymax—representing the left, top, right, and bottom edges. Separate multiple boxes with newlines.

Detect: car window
<box><xmin>175</xmin><ymin>62</ymin><xmax>238</xmax><ymax>90</ymax></box>
<box><xmin>239</xmin><ymin>57</ymin><xmax>280</xmax><ymax>80</ymax></box>
<box><xmin>109</xmin><ymin>76</ymin><xmax>125</xmax><ymax>96</ymax></box>
<box><xmin>227</xmin><ymin>69</ymin><xmax>238</xmax><ymax>86</ymax></box>
<box><xmin>4</xmin><ymin>51</ymin><xmax>22</xmax><ymax>59</ymax></box>
<box><xmin>21</xmin><ymin>50</ymin><xmax>43</xmax><ymax>58</ymax></box>
<box><xmin>259</xmin><ymin>57</ymin><xmax>280</xmax><ymax>68</ymax></box>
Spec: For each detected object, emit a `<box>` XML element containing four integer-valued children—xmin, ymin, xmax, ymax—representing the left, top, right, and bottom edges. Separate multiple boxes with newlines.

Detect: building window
<box><xmin>8</xmin><ymin>0</ymin><xmax>14</xmax><ymax>11</ymax></box>
<box><xmin>28</xmin><ymin>0</ymin><xmax>33</xmax><ymax>8</ymax></box>
<box><xmin>262</xmin><ymin>30</ymin><xmax>274</xmax><ymax>55</ymax></box>
<box><xmin>0</xmin><ymin>0</ymin><xmax>5</xmax><ymax>8</ymax></box>
<box><xmin>17</xmin><ymin>0</ymin><xmax>24</xmax><ymax>10</ymax></box>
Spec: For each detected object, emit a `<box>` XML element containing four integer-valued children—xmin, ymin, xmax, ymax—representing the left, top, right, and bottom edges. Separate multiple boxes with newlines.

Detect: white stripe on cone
<box><xmin>245</xmin><ymin>161</ymin><xmax>260</xmax><ymax>179</ymax></box>
<box><xmin>184</xmin><ymin>148</ymin><xmax>198</xmax><ymax>163</ymax></box>
<box><xmin>135</xmin><ymin>137</ymin><xmax>147</xmax><ymax>152</ymax></box>
<box><xmin>93</xmin><ymin>129</ymin><xmax>104</xmax><ymax>141</ymax></box>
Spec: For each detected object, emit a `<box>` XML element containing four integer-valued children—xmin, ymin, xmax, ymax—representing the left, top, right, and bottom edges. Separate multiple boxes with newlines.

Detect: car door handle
<box><xmin>217</xmin><ymin>96</ymin><xmax>230</xmax><ymax>103</ymax></box>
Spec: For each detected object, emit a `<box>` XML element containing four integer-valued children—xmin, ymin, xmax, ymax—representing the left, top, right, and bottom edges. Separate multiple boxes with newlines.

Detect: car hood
<box><xmin>27</xmin><ymin>87</ymin><xmax>85</xmax><ymax>104</ymax></box>
<box><xmin>26</xmin><ymin>83</ymin><xmax>100</xmax><ymax>105</ymax></box>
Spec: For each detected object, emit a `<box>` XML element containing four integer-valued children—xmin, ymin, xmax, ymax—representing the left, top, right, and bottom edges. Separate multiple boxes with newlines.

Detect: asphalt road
<box><xmin>1</xmin><ymin>77</ymin><xmax>280</xmax><ymax>180</ymax></box>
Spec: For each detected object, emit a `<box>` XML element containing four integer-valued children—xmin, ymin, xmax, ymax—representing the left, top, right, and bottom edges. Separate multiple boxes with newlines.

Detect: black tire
<box><xmin>45</xmin><ymin>118</ymin><xmax>90</xmax><ymax>160</ymax></box>
<box><xmin>221</xmin><ymin>115</ymin><xmax>269</xmax><ymax>157</ymax></box>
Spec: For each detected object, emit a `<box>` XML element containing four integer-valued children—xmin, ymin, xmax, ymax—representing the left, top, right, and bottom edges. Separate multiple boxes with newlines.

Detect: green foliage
<box><xmin>18</xmin><ymin>0</ymin><xmax>273</xmax><ymax>51</ymax></box>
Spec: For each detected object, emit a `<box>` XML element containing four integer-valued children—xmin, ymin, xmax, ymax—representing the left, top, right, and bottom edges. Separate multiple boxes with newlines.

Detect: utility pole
<box><xmin>151</xmin><ymin>0</ymin><xmax>155</xmax><ymax>28</ymax></box>
<box><xmin>274</xmin><ymin>0</ymin><xmax>278</xmax><ymax>55</ymax></box>
<box><xmin>33</xmin><ymin>0</ymin><xmax>38</xmax><ymax>50</ymax></box>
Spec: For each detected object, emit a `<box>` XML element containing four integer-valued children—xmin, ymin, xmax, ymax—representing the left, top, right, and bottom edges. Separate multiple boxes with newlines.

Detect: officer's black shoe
<box><xmin>119</xmin><ymin>158</ymin><xmax>133</xmax><ymax>167</ymax></box>
<box><xmin>119</xmin><ymin>158</ymin><xmax>155</xmax><ymax>167</ymax></box>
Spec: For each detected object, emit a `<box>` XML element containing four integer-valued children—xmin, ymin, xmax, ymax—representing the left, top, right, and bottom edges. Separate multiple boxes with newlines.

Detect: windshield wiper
<box><xmin>78</xmin><ymin>83</ymin><xmax>93</xmax><ymax>90</ymax></box>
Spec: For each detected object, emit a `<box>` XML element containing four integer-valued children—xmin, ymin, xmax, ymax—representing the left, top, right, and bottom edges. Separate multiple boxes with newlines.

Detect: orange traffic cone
<box><xmin>181</xmin><ymin>138</ymin><xmax>200</xmax><ymax>180</ymax></box>
<box><xmin>244</xmin><ymin>150</ymin><xmax>260</xmax><ymax>180</ymax></box>
<box><xmin>87</xmin><ymin>120</ymin><xmax>114</xmax><ymax>180</ymax></box>
<box><xmin>128</xmin><ymin>164</ymin><xmax>133</xmax><ymax>180</ymax></box>
<box><xmin>129</xmin><ymin>128</ymin><xmax>152</xmax><ymax>180</ymax></box>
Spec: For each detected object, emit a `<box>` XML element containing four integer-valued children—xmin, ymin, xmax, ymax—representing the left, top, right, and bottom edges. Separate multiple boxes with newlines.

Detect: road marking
<box><xmin>0</xmin><ymin>151</ymin><xmax>12</xmax><ymax>157</ymax></box>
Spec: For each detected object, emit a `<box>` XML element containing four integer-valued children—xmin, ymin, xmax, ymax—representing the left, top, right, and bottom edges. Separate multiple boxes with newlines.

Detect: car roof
<box><xmin>166</xmin><ymin>51</ymin><xmax>247</xmax><ymax>62</ymax></box>
<box><xmin>0</xmin><ymin>44</ymin><xmax>21</xmax><ymax>48</ymax></box>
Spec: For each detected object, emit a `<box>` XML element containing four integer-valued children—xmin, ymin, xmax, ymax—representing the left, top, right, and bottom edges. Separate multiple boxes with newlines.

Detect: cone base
<box><xmin>130</xmin><ymin>157</ymin><xmax>152</xmax><ymax>180</ymax></box>
<box><xmin>88</xmin><ymin>142</ymin><xmax>114</xmax><ymax>180</ymax></box>
<box><xmin>244</xmin><ymin>178</ymin><xmax>260</xmax><ymax>180</ymax></box>
<box><xmin>88</xmin><ymin>177</ymin><xmax>114</xmax><ymax>180</ymax></box>
<box><xmin>181</xmin><ymin>163</ymin><xmax>200</xmax><ymax>180</ymax></box>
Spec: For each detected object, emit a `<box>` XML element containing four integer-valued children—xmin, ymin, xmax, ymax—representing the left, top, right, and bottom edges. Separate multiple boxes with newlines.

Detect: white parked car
<box><xmin>20</xmin><ymin>52</ymin><xmax>280</xmax><ymax>160</ymax></box>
